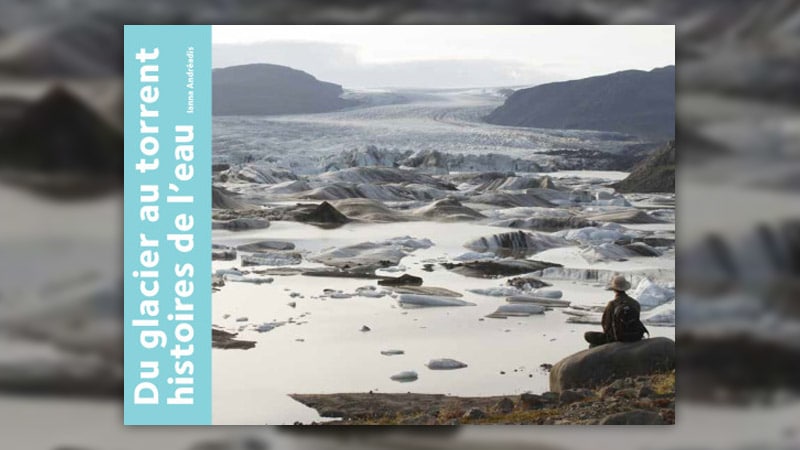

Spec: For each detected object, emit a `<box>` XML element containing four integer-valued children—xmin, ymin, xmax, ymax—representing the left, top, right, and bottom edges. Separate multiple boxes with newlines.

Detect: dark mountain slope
<box><xmin>485</xmin><ymin>66</ymin><xmax>675</xmax><ymax>140</ymax></box>
<box><xmin>612</xmin><ymin>140</ymin><xmax>676</xmax><ymax>193</ymax></box>
<box><xmin>212</xmin><ymin>63</ymin><xmax>356</xmax><ymax>116</ymax></box>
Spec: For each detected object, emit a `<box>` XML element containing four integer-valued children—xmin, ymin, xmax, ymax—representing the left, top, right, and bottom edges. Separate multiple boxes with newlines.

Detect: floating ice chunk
<box><xmin>454</xmin><ymin>251</ymin><xmax>497</xmax><ymax>261</ymax></box>
<box><xmin>379</xmin><ymin>265</ymin><xmax>407</xmax><ymax>273</ymax></box>
<box><xmin>465</xmin><ymin>230</ymin><xmax>569</xmax><ymax>254</ymax></box>
<box><xmin>390</xmin><ymin>371</ymin><xmax>418</xmax><ymax>382</ymax></box>
<box><xmin>506</xmin><ymin>295</ymin><xmax>570</xmax><ymax>308</ymax></box>
<box><xmin>486</xmin><ymin>304</ymin><xmax>546</xmax><ymax>318</ymax></box>
<box><xmin>556</xmin><ymin>226</ymin><xmax>627</xmax><ymax>243</ymax></box>
<box><xmin>426</xmin><ymin>358</ymin><xmax>468</xmax><ymax>370</ymax></box>
<box><xmin>398</xmin><ymin>294</ymin><xmax>475</xmax><ymax>308</ymax></box>
<box><xmin>468</xmin><ymin>286</ymin><xmax>521</xmax><ymax>297</ymax></box>
<box><xmin>254</xmin><ymin>321</ymin><xmax>285</xmax><ymax>333</ymax></box>
<box><xmin>630</xmin><ymin>278</ymin><xmax>675</xmax><ymax>308</ymax></box>
<box><xmin>224</xmin><ymin>274</ymin><xmax>274</xmax><ymax>285</ymax></box>
<box><xmin>215</xmin><ymin>268</ymin><xmax>244</xmax><ymax>277</ymax></box>
<box><xmin>642</xmin><ymin>300</ymin><xmax>675</xmax><ymax>326</ymax></box>
<box><xmin>241</xmin><ymin>251</ymin><xmax>302</xmax><ymax>267</ymax></box>
<box><xmin>379</xmin><ymin>236</ymin><xmax>434</xmax><ymax>250</ymax></box>
<box><xmin>355</xmin><ymin>286</ymin><xmax>388</xmax><ymax>298</ymax></box>
<box><xmin>532</xmin><ymin>289</ymin><xmax>562</xmax><ymax>299</ymax></box>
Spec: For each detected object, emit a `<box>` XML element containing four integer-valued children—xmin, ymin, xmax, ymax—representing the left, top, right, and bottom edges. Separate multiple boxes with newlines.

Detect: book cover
<box><xmin>124</xmin><ymin>25</ymin><xmax>676</xmax><ymax>425</ymax></box>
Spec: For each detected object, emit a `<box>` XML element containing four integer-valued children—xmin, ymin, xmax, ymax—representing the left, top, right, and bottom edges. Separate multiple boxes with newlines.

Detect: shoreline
<box><xmin>290</xmin><ymin>371</ymin><xmax>675</xmax><ymax>425</ymax></box>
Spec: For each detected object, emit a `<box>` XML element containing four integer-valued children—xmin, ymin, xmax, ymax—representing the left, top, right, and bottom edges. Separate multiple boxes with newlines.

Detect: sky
<box><xmin>212</xmin><ymin>25</ymin><xmax>675</xmax><ymax>89</ymax></box>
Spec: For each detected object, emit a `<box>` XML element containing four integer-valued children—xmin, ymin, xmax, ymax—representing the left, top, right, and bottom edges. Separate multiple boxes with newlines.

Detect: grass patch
<box><xmin>651</xmin><ymin>371</ymin><xmax>676</xmax><ymax>395</ymax></box>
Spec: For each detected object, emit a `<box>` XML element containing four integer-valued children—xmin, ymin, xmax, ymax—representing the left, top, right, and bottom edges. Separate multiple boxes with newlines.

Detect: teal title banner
<box><xmin>123</xmin><ymin>25</ymin><xmax>211</xmax><ymax>425</ymax></box>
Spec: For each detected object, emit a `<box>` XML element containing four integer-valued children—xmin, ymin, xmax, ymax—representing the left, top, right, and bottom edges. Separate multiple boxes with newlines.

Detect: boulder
<box><xmin>378</xmin><ymin>273</ymin><xmax>424</xmax><ymax>286</ymax></box>
<box><xmin>549</xmin><ymin>337</ymin><xmax>675</xmax><ymax>392</ymax></box>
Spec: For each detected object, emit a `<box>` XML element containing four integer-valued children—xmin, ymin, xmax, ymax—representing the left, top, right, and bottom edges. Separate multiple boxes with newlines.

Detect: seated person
<box><xmin>584</xmin><ymin>275</ymin><xmax>649</xmax><ymax>347</ymax></box>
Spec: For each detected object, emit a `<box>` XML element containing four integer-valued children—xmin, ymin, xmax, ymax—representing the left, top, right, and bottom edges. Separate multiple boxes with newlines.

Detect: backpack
<box><xmin>611</xmin><ymin>302</ymin><xmax>649</xmax><ymax>342</ymax></box>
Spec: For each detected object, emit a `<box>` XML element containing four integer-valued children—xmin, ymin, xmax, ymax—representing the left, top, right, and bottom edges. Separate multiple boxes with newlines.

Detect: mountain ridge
<box><xmin>485</xmin><ymin>66</ymin><xmax>675</xmax><ymax>140</ymax></box>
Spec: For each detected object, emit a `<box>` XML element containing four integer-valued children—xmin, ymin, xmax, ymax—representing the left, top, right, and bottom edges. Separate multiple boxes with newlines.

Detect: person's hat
<box><xmin>606</xmin><ymin>275</ymin><xmax>631</xmax><ymax>291</ymax></box>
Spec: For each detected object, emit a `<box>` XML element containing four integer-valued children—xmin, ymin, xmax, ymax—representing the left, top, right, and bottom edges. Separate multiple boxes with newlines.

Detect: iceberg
<box><xmin>397</xmin><ymin>294</ymin><xmax>475</xmax><ymax>308</ymax></box>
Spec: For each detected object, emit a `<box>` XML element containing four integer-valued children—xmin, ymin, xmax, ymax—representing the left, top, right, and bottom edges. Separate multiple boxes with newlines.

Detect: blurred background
<box><xmin>1</xmin><ymin>0</ymin><xmax>800</xmax><ymax>449</ymax></box>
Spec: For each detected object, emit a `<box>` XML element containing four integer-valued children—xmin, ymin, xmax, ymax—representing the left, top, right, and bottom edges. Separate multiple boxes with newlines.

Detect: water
<box><xmin>211</xmin><ymin>219</ymin><xmax>675</xmax><ymax>424</ymax></box>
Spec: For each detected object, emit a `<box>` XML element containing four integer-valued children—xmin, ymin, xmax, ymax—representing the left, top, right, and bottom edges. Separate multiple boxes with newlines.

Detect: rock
<box><xmin>600</xmin><ymin>409</ymin><xmax>665</xmax><ymax>425</ymax></box>
<box><xmin>398</xmin><ymin>294</ymin><xmax>475</xmax><ymax>308</ymax></box>
<box><xmin>290</xmin><ymin>201</ymin><xmax>350</xmax><ymax>227</ymax></box>
<box><xmin>390</xmin><ymin>371</ymin><xmax>418</xmax><ymax>382</ymax></box>
<box><xmin>442</xmin><ymin>259</ymin><xmax>561</xmax><ymax>278</ymax></box>
<box><xmin>212</xmin><ymin>217</ymin><xmax>270</xmax><ymax>231</ymax></box>
<box><xmin>237</xmin><ymin>240</ymin><xmax>295</xmax><ymax>252</ymax></box>
<box><xmin>495</xmin><ymin>397</ymin><xmax>515</xmax><ymax>414</ymax></box>
<box><xmin>519</xmin><ymin>393</ymin><xmax>546</xmax><ymax>410</ymax></box>
<box><xmin>426</xmin><ymin>358</ymin><xmax>468</xmax><ymax>370</ymax></box>
<box><xmin>378</xmin><ymin>273</ymin><xmax>423</xmax><ymax>286</ymax></box>
<box><xmin>360</xmin><ymin>325</ymin><xmax>371</xmax><ymax>332</ymax></box>
<box><xmin>381</xmin><ymin>350</ymin><xmax>405</xmax><ymax>356</ymax></box>
<box><xmin>541</xmin><ymin>392</ymin><xmax>560</xmax><ymax>403</ymax></box>
<box><xmin>507</xmin><ymin>276</ymin><xmax>551</xmax><ymax>290</ymax></box>
<box><xmin>615</xmin><ymin>388</ymin><xmax>639</xmax><ymax>399</ymax></box>
<box><xmin>540</xmin><ymin>363</ymin><xmax>553</xmax><ymax>372</ymax></box>
<box><xmin>463</xmin><ymin>408</ymin><xmax>486</xmax><ymax>420</ymax></box>
<box><xmin>211</xmin><ymin>328</ymin><xmax>255</xmax><ymax>350</ymax></box>
<box><xmin>287</xmin><ymin>301</ymin><xmax>296</xmax><ymax>308</ymax></box>
<box><xmin>559</xmin><ymin>389</ymin><xmax>591</xmax><ymax>404</ymax></box>
<box><xmin>212</xmin><ymin>245</ymin><xmax>237</xmax><ymax>261</ymax></box>
<box><xmin>639</xmin><ymin>385</ymin><xmax>656</xmax><ymax>398</ymax></box>
<box><xmin>549</xmin><ymin>337</ymin><xmax>676</xmax><ymax>392</ymax></box>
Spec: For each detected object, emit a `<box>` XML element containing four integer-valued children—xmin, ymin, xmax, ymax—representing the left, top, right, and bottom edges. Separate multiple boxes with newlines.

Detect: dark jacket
<box><xmin>601</xmin><ymin>292</ymin><xmax>641</xmax><ymax>338</ymax></box>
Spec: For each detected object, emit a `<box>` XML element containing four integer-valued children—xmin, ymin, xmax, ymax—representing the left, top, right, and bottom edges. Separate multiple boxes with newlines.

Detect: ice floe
<box><xmin>464</xmin><ymin>230</ymin><xmax>570</xmax><ymax>255</ymax></box>
<box><xmin>426</xmin><ymin>358</ymin><xmax>468</xmax><ymax>370</ymax></box>
<box><xmin>241</xmin><ymin>251</ymin><xmax>303</xmax><ymax>267</ymax></box>
<box><xmin>486</xmin><ymin>304</ymin><xmax>546</xmax><ymax>319</ymax></box>
<box><xmin>390</xmin><ymin>371</ymin><xmax>418</xmax><ymax>382</ymax></box>
<box><xmin>630</xmin><ymin>278</ymin><xmax>675</xmax><ymax>309</ymax></box>
<box><xmin>397</xmin><ymin>294</ymin><xmax>475</xmax><ymax>308</ymax></box>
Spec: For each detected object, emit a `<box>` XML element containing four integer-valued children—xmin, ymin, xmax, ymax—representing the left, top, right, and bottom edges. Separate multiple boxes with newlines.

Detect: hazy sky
<box><xmin>212</xmin><ymin>25</ymin><xmax>675</xmax><ymax>89</ymax></box>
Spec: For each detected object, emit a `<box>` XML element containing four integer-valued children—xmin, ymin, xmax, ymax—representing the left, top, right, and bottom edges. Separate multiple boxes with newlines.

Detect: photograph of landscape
<box><xmin>209</xmin><ymin>25</ymin><xmax>676</xmax><ymax>425</ymax></box>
